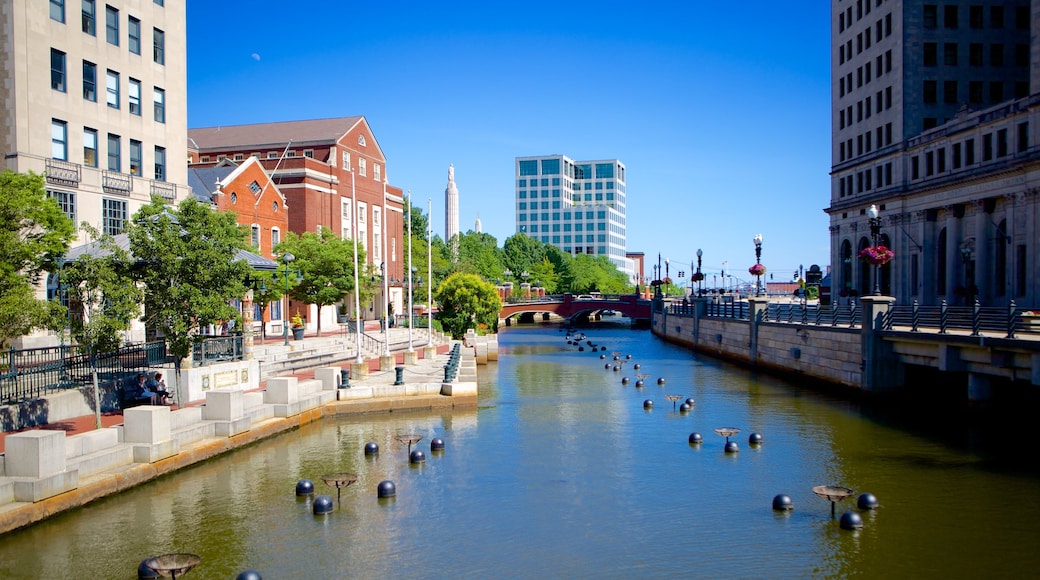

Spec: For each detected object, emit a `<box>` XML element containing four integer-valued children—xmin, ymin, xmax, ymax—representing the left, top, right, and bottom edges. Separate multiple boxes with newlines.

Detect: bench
<box><xmin>119</xmin><ymin>379</ymin><xmax>153</xmax><ymax>408</ymax></box>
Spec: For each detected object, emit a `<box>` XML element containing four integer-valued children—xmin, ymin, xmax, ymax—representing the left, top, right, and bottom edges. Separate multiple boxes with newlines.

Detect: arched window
<box><xmin>840</xmin><ymin>239</ymin><xmax>853</xmax><ymax>296</ymax></box>
<box><xmin>858</xmin><ymin>236</ymin><xmax>872</xmax><ymax>296</ymax></box>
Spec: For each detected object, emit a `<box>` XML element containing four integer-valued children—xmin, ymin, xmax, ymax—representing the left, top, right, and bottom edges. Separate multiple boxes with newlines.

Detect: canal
<box><xmin>1</xmin><ymin>321</ymin><xmax>1038</xmax><ymax>578</ymax></box>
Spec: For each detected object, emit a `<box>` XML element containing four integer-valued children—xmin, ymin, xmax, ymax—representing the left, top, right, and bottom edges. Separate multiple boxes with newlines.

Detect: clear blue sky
<box><xmin>187</xmin><ymin>2</ymin><xmax>832</xmax><ymax>284</ymax></box>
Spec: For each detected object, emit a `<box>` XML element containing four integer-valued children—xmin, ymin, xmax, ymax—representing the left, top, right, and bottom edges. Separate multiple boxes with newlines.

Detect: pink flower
<box><xmin>748</xmin><ymin>264</ymin><xmax>766</xmax><ymax>277</ymax></box>
<box><xmin>858</xmin><ymin>245</ymin><xmax>894</xmax><ymax>266</ymax></box>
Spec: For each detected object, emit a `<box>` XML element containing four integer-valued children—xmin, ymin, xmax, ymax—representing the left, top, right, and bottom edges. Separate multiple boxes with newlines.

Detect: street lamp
<box><xmin>281</xmin><ymin>252</ymin><xmax>297</xmax><ymax>346</ymax></box>
<box><xmin>753</xmin><ymin>234</ymin><xmax>764</xmax><ymax>297</ymax></box>
<box><xmin>696</xmin><ymin>248</ymin><xmax>703</xmax><ymax>295</ymax></box>
<box><xmin>867</xmin><ymin>204</ymin><xmax>882</xmax><ymax>295</ymax></box>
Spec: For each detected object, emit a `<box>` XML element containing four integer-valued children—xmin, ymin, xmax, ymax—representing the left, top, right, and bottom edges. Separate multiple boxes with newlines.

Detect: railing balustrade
<box><xmin>191</xmin><ymin>336</ymin><xmax>244</xmax><ymax>366</ymax></box>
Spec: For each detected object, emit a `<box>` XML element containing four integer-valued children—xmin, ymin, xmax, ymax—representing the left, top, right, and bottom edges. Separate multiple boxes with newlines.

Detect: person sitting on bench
<box><xmin>135</xmin><ymin>373</ymin><xmax>159</xmax><ymax>405</ymax></box>
<box><xmin>149</xmin><ymin>372</ymin><xmax>173</xmax><ymax>404</ymax></box>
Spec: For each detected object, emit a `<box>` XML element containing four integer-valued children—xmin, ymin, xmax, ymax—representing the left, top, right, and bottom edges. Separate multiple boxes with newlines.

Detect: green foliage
<box><xmin>0</xmin><ymin>170</ymin><xmax>75</xmax><ymax>344</ymax></box>
<box><xmin>274</xmin><ymin>229</ymin><xmax>361</xmax><ymax>335</ymax></box>
<box><xmin>434</xmin><ymin>273</ymin><xmax>502</xmax><ymax>339</ymax></box>
<box><xmin>128</xmin><ymin>197</ymin><xmax>251</xmax><ymax>361</ymax></box>
<box><xmin>450</xmin><ymin>231</ymin><xmax>503</xmax><ymax>280</ymax></box>
<box><xmin>61</xmin><ymin>224</ymin><xmax>142</xmax><ymax>356</ymax></box>
<box><xmin>527</xmin><ymin>257</ymin><xmax>559</xmax><ymax>293</ymax></box>
<box><xmin>502</xmin><ymin>233</ymin><xmax>544</xmax><ymax>280</ymax></box>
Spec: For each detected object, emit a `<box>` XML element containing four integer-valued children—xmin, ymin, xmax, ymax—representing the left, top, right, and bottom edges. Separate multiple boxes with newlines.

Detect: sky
<box><xmin>186</xmin><ymin>1</ymin><xmax>832</xmax><ymax>285</ymax></box>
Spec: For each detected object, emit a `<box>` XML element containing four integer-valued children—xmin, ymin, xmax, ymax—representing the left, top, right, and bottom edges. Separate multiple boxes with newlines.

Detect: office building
<box><xmin>827</xmin><ymin>0</ymin><xmax>1038</xmax><ymax>306</ymax></box>
<box><xmin>515</xmin><ymin>154</ymin><xmax>634</xmax><ymax>281</ymax></box>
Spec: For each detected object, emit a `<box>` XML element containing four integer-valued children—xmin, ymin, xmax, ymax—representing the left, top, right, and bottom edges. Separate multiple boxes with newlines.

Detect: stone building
<box><xmin>827</xmin><ymin>0</ymin><xmax>1038</xmax><ymax>306</ymax></box>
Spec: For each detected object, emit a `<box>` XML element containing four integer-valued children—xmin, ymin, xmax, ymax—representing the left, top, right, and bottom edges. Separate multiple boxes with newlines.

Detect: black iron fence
<box><xmin>0</xmin><ymin>341</ymin><xmax>167</xmax><ymax>406</ymax></box>
<box><xmin>191</xmin><ymin>336</ymin><xmax>244</xmax><ymax>366</ymax></box>
<box><xmin>667</xmin><ymin>298</ymin><xmax>1039</xmax><ymax>339</ymax></box>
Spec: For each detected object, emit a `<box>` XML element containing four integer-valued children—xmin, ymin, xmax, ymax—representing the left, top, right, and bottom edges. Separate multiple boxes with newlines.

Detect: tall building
<box><xmin>515</xmin><ymin>155</ymin><xmax>633</xmax><ymax>280</ymax></box>
<box><xmin>0</xmin><ymin>0</ymin><xmax>191</xmax><ymax>238</ymax></box>
<box><xmin>445</xmin><ymin>163</ymin><xmax>459</xmax><ymax>257</ymax></box>
<box><xmin>827</xmin><ymin>0</ymin><xmax>1039</xmax><ymax>307</ymax></box>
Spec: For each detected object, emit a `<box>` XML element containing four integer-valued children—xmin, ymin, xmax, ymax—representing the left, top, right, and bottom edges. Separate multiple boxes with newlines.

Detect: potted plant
<box><xmin>858</xmin><ymin>245</ymin><xmax>894</xmax><ymax>266</ymax></box>
<box><xmin>337</xmin><ymin>304</ymin><xmax>349</xmax><ymax>325</ymax></box>
<box><xmin>1020</xmin><ymin>310</ymin><xmax>1040</xmax><ymax>330</ymax></box>
<box><xmin>290</xmin><ymin>313</ymin><xmax>305</xmax><ymax>340</ymax></box>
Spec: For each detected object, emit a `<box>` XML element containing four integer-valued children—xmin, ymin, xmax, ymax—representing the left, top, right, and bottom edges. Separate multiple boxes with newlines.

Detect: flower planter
<box><xmin>338</xmin><ymin>315</ymin><xmax>350</xmax><ymax>324</ymax></box>
<box><xmin>1022</xmin><ymin>317</ymin><xmax>1040</xmax><ymax>331</ymax></box>
<box><xmin>292</xmin><ymin>327</ymin><xmax>305</xmax><ymax>340</ymax></box>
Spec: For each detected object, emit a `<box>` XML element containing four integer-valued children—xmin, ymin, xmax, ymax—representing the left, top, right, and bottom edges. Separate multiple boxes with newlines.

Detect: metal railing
<box><xmin>0</xmin><ymin>341</ymin><xmax>167</xmax><ymax>406</ymax></box>
<box><xmin>191</xmin><ymin>336</ymin><xmax>244</xmax><ymax>366</ymax></box>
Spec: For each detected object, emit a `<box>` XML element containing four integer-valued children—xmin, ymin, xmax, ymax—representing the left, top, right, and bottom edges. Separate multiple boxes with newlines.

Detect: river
<box><xmin>0</xmin><ymin>320</ymin><xmax>1037</xmax><ymax>578</ymax></box>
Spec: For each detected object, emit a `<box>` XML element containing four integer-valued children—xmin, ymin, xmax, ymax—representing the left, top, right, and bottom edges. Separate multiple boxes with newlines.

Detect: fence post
<box><xmin>939</xmin><ymin>300</ymin><xmax>949</xmax><ymax>334</ymax></box>
<box><xmin>1007</xmin><ymin>300</ymin><xmax>1017</xmax><ymax>339</ymax></box>
<box><xmin>971</xmin><ymin>299</ymin><xmax>981</xmax><ymax>336</ymax></box>
<box><xmin>849</xmin><ymin>299</ymin><xmax>858</xmax><ymax>328</ymax></box>
<box><xmin>911</xmin><ymin>299</ymin><xmax>920</xmax><ymax>332</ymax></box>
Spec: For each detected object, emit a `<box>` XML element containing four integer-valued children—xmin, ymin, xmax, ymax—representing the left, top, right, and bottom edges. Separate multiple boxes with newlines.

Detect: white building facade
<box><xmin>515</xmin><ymin>154</ymin><xmax>634</xmax><ymax>281</ymax></box>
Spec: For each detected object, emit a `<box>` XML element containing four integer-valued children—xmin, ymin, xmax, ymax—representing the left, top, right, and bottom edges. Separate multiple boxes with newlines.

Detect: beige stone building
<box><xmin>0</xmin><ymin>0</ymin><xmax>190</xmax><ymax>239</ymax></box>
<box><xmin>828</xmin><ymin>0</ymin><xmax>1038</xmax><ymax>307</ymax></box>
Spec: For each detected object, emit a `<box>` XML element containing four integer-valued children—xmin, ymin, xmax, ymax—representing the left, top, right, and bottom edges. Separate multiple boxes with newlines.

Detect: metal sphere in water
<box><xmin>409</xmin><ymin>450</ymin><xmax>426</xmax><ymax>464</ymax></box>
<box><xmin>643</xmin><ymin>399</ymin><xmax>654</xmax><ymax>409</ymax></box>
<box><xmin>772</xmin><ymin>494</ymin><xmax>794</xmax><ymax>511</ymax></box>
<box><xmin>364</xmin><ymin>442</ymin><xmax>379</xmax><ymax>455</ymax></box>
<box><xmin>857</xmin><ymin>493</ymin><xmax>879</xmax><ymax>510</ymax></box>
<box><xmin>312</xmin><ymin>495</ymin><xmax>334</xmax><ymax>515</ymax></box>
<box><xmin>840</xmin><ymin>511</ymin><xmax>864</xmax><ymax>530</ymax></box>
<box><xmin>688</xmin><ymin>432</ymin><xmax>703</xmax><ymax>445</ymax></box>
<box><xmin>377</xmin><ymin>480</ymin><xmax>396</xmax><ymax>498</ymax></box>
<box><xmin>295</xmin><ymin>479</ymin><xmax>315</xmax><ymax>496</ymax></box>
<box><xmin>431</xmin><ymin>438</ymin><xmax>445</xmax><ymax>451</ymax></box>
<box><xmin>749</xmin><ymin>432</ymin><xmax>764</xmax><ymax>445</ymax></box>
<box><xmin>724</xmin><ymin>441</ymin><xmax>739</xmax><ymax>453</ymax></box>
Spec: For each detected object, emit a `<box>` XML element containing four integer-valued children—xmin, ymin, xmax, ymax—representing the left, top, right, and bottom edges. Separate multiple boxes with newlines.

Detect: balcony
<box><xmin>102</xmin><ymin>171</ymin><xmax>132</xmax><ymax>195</ymax></box>
<box><xmin>150</xmin><ymin>180</ymin><xmax>176</xmax><ymax>202</ymax></box>
<box><xmin>45</xmin><ymin>159</ymin><xmax>81</xmax><ymax>187</ymax></box>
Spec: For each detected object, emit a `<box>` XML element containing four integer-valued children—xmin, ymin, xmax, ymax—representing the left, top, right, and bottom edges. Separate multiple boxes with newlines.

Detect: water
<box><xmin>1</xmin><ymin>322</ymin><xmax>1038</xmax><ymax>578</ymax></box>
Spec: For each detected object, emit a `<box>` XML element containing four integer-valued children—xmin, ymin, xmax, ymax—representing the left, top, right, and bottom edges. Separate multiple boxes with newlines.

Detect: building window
<box><xmin>128</xmin><ymin>78</ymin><xmax>141</xmax><ymax>115</ymax></box>
<box><xmin>965</xmin><ymin>138</ymin><xmax>976</xmax><ymax>164</ymax></box>
<box><xmin>82</xmin><ymin>0</ymin><xmax>95</xmax><ymax>35</ymax></box>
<box><xmin>271</xmin><ymin>227</ymin><xmax>280</xmax><ymax>249</ymax></box>
<box><xmin>997</xmin><ymin>128</ymin><xmax>1008</xmax><ymax>157</ymax></box>
<box><xmin>251</xmin><ymin>224</ymin><xmax>260</xmax><ymax>249</ymax></box>
<box><xmin>970</xmin><ymin>43</ymin><xmax>983</xmax><ymax>66</ymax></box>
<box><xmin>50</xmin><ymin>0</ymin><xmax>65</xmax><ymax>23</ymax></box>
<box><xmin>249</xmin><ymin>180</ymin><xmax>262</xmax><ymax>195</ymax></box>
<box><xmin>342</xmin><ymin>151</ymin><xmax>351</xmax><ymax>170</ymax></box>
<box><xmin>47</xmin><ymin>189</ymin><xmax>76</xmax><ymax>223</ymax></box>
<box><xmin>923</xmin><ymin>80</ymin><xmax>937</xmax><ymax>103</ymax></box>
<box><xmin>952</xmin><ymin>142</ymin><xmax>962</xmax><ymax>169</ymax></box>
<box><xmin>983</xmin><ymin>133</ymin><xmax>993</xmax><ymax>161</ymax></box>
<box><xmin>989</xmin><ymin>81</ymin><xmax>1003</xmax><ymax>103</ymax></box>
<box><xmin>1018</xmin><ymin>122</ymin><xmax>1029</xmax><ymax>153</ymax></box>
<box><xmin>267</xmin><ymin>151</ymin><xmax>278</xmax><ymax>159</ymax></box>
<box><xmin>153</xmin><ymin>28</ymin><xmax>164</xmax><ymax>64</ymax></box>
<box><xmin>969</xmin><ymin>81</ymin><xmax>983</xmax><ymax>104</ymax></box>
<box><xmin>923</xmin><ymin>43</ymin><xmax>937</xmax><ymax>66</ymax></box>
<box><xmin>129</xmin><ymin>139</ymin><xmax>142</xmax><ymax>175</ymax></box>
<box><xmin>943</xmin><ymin>43</ymin><xmax>957</xmax><ymax>66</ymax></box>
<box><xmin>991</xmin><ymin>6</ymin><xmax>1004</xmax><ymax>28</ymax></box>
<box><xmin>969</xmin><ymin>5</ymin><xmax>983</xmax><ymax>28</ymax></box>
<box><xmin>943</xmin><ymin>80</ymin><xmax>957</xmax><ymax>104</ymax></box>
<box><xmin>51</xmin><ymin>119</ymin><xmax>68</xmax><ymax>160</ymax></box>
<box><xmin>153</xmin><ymin>87</ymin><xmax>165</xmax><ymax>123</ymax></box>
<box><xmin>83</xmin><ymin>128</ymin><xmax>98</xmax><ymax>167</ymax></box>
<box><xmin>990</xmin><ymin>44</ymin><xmax>1004</xmax><ymax>67</ymax></box>
<box><xmin>374</xmin><ymin>163</ymin><xmax>381</xmax><ymax>182</ymax></box>
<box><xmin>51</xmin><ymin>49</ymin><xmax>66</xmax><ymax>92</ymax></box>
<box><xmin>82</xmin><ymin>61</ymin><xmax>96</xmax><ymax>101</ymax></box>
<box><xmin>102</xmin><ymin>198</ymin><xmax>127</xmax><ymax>235</ymax></box>
<box><xmin>105</xmin><ymin>5</ymin><xmax>118</xmax><ymax>46</ymax></box>
<box><xmin>943</xmin><ymin>5</ymin><xmax>958</xmax><ymax>28</ymax></box>
<box><xmin>106</xmin><ymin>70</ymin><xmax>119</xmax><ymax>108</ymax></box>
<box><xmin>924</xmin><ymin>5</ymin><xmax>937</xmax><ymax>28</ymax></box>
<box><xmin>107</xmin><ymin>133</ymin><xmax>120</xmax><ymax>171</ymax></box>
<box><xmin>154</xmin><ymin>146</ymin><xmax>166</xmax><ymax>181</ymax></box>
<box><xmin>128</xmin><ymin>16</ymin><xmax>140</xmax><ymax>54</ymax></box>
<box><xmin>358</xmin><ymin>158</ymin><xmax>367</xmax><ymax>177</ymax></box>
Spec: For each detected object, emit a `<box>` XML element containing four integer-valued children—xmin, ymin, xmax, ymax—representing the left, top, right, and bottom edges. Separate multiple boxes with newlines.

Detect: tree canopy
<box><xmin>0</xmin><ymin>170</ymin><xmax>75</xmax><ymax>344</ymax></box>
<box><xmin>274</xmin><ymin>229</ymin><xmax>361</xmax><ymax>335</ymax></box>
<box><xmin>434</xmin><ymin>273</ymin><xmax>502</xmax><ymax>339</ymax></box>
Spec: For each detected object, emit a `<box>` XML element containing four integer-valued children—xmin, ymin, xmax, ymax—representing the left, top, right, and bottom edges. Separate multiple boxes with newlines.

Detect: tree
<box><xmin>0</xmin><ymin>170</ymin><xmax>75</xmax><ymax>344</ymax></box>
<box><xmin>435</xmin><ymin>273</ymin><xmax>502</xmax><ymax>339</ymax></box>
<box><xmin>247</xmin><ymin>271</ymin><xmax>282</xmax><ymax>340</ymax></box>
<box><xmin>128</xmin><ymin>197</ymin><xmax>251</xmax><ymax>403</ymax></box>
<box><xmin>502</xmin><ymin>233</ymin><xmax>544</xmax><ymax>280</ymax></box>
<box><xmin>61</xmin><ymin>224</ymin><xmax>142</xmax><ymax>427</ymax></box>
<box><xmin>452</xmin><ymin>231</ymin><xmax>503</xmax><ymax>280</ymax></box>
<box><xmin>527</xmin><ymin>257</ymin><xmax>560</xmax><ymax>294</ymax></box>
<box><xmin>274</xmin><ymin>229</ymin><xmax>360</xmax><ymax>336</ymax></box>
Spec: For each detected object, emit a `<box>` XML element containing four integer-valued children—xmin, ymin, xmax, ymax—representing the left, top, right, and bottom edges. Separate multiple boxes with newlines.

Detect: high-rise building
<box><xmin>445</xmin><ymin>164</ymin><xmax>459</xmax><ymax>258</ymax></box>
<box><xmin>515</xmin><ymin>155</ymin><xmax>633</xmax><ymax>280</ymax></box>
<box><xmin>0</xmin><ymin>0</ymin><xmax>190</xmax><ymax>238</ymax></box>
<box><xmin>826</xmin><ymin>0</ymin><xmax>1038</xmax><ymax>306</ymax></box>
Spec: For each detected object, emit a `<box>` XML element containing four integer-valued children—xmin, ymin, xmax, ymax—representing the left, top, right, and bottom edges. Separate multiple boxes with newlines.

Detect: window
<box><xmin>51</xmin><ymin>0</ymin><xmax>65</xmax><ymax>23</ymax></box>
<box><xmin>1018</xmin><ymin>122</ymin><xmax>1029</xmax><ymax>153</ymax></box>
<box><xmin>251</xmin><ymin>225</ymin><xmax>260</xmax><ymax>249</ymax></box>
<box><xmin>82</xmin><ymin>0</ymin><xmax>95</xmax><ymax>35</ymax></box>
<box><xmin>154</xmin><ymin>0</ymin><xmax>163</xmax><ymax>5</ymax></box>
<box><xmin>970</xmin><ymin>43</ymin><xmax>983</xmax><ymax>66</ymax></box>
<box><xmin>997</xmin><ymin>128</ymin><xmax>1008</xmax><ymax>157</ymax></box>
<box><xmin>991</xmin><ymin>6</ymin><xmax>1004</xmax><ymax>28</ymax></box>
<box><xmin>965</xmin><ymin>138</ymin><xmax>975</xmax><ymax>164</ymax></box>
<box><xmin>923</xmin><ymin>80</ymin><xmax>937</xmax><ymax>103</ymax></box>
<box><xmin>82</xmin><ymin>61</ymin><xmax>96</xmax><ymax>101</ymax></box>
<box><xmin>944</xmin><ymin>80</ymin><xmax>957</xmax><ymax>104</ymax></box>
<box><xmin>105</xmin><ymin>5</ymin><xmax>118</xmax><ymax>45</ymax></box>
<box><xmin>944</xmin><ymin>43</ymin><xmax>957</xmax><ymax>66</ymax></box>
<box><xmin>952</xmin><ymin>142</ymin><xmax>961</xmax><ymax>170</ymax></box>
<box><xmin>1017</xmin><ymin>44</ymin><xmax>1030</xmax><ymax>67</ymax></box>
<box><xmin>51</xmin><ymin>49</ymin><xmax>67</xmax><ymax>93</ymax></box>
<box><xmin>267</xmin><ymin>151</ymin><xmax>278</xmax><ymax>159</ymax></box>
<box><xmin>358</xmin><ymin>158</ymin><xmax>367</xmax><ymax>177</ymax></box>
<box><xmin>83</xmin><ymin>128</ymin><xmax>98</xmax><ymax>167</ymax></box>
<box><xmin>969</xmin><ymin>81</ymin><xmax>983</xmax><ymax>104</ymax></box>
<box><xmin>969</xmin><ymin>5</ymin><xmax>983</xmax><ymax>28</ymax></box>
<box><xmin>937</xmin><ymin>148</ymin><xmax>946</xmax><ymax>172</ymax></box>
<box><xmin>106</xmin><ymin>133</ymin><xmax>120</xmax><ymax>171</ymax></box>
<box><xmin>128</xmin><ymin>78</ymin><xmax>141</xmax><ymax>115</ymax></box>
<box><xmin>271</xmin><ymin>227</ymin><xmax>280</xmax><ymax>249</ymax></box>
<box><xmin>249</xmin><ymin>180</ymin><xmax>262</xmax><ymax>195</ymax></box>
<box><xmin>102</xmin><ymin>198</ymin><xmax>127</xmax><ymax>236</ymax></box>
<box><xmin>944</xmin><ymin>5</ymin><xmax>957</xmax><ymax>28</ymax></box>
<box><xmin>128</xmin><ymin>139</ymin><xmax>142</xmax><ymax>175</ymax></box>
<box><xmin>991</xmin><ymin>43</ymin><xmax>1004</xmax><ymax>67</ymax></box>
<box><xmin>128</xmin><ymin>16</ymin><xmax>140</xmax><ymax>54</ymax></box>
<box><xmin>153</xmin><ymin>28</ymin><xmax>164</xmax><ymax>64</ymax></box>
<box><xmin>51</xmin><ymin>120</ymin><xmax>68</xmax><ymax>160</ymax></box>
<box><xmin>923</xmin><ymin>43</ymin><xmax>937</xmax><ymax>66</ymax></box>
<box><xmin>990</xmin><ymin>81</ymin><xmax>1003</xmax><ymax>103</ymax></box>
<box><xmin>106</xmin><ymin>70</ymin><xmax>119</xmax><ymax>108</ymax></box>
<box><xmin>374</xmin><ymin>163</ymin><xmax>381</xmax><ymax>182</ymax></box>
<box><xmin>923</xmin><ymin>4</ymin><xmax>937</xmax><ymax>28</ymax></box>
<box><xmin>47</xmin><ymin>190</ymin><xmax>76</xmax><ymax>223</ymax></box>
<box><xmin>342</xmin><ymin>151</ymin><xmax>351</xmax><ymax>170</ymax></box>
<box><xmin>983</xmin><ymin>133</ymin><xmax>993</xmax><ymax>161</ymax></box>
<box><xmin>154</xmin><ymin>146</ymin><xmax>166</xmax><ymax>181</ymax></box>
<box><xmin>153</xmin><ymin>87</ymin><xmax>165</xmax><ymax>122</ymax></box>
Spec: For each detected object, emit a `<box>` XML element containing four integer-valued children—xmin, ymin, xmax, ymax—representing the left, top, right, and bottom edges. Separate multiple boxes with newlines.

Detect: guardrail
<box><xmin>0</xmin><ymin>341</ymin><xmax>167</xmax><ymax>406</ymax></box>
<box><xmin>191</xmin><ymin>336</ymin><xmax>244</xmax><ymax>366</ymax></box>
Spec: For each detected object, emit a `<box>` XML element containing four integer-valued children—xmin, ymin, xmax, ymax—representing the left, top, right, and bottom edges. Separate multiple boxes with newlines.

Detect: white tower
<box><xmin>445</xmin><ymin>164</ymin><xmax>460</xmax><ymax>259</ymax></box>
<box><xmin>475</xmin><ymin>213</ymin><xmax>482</xmax><ymax>233</ymax></box>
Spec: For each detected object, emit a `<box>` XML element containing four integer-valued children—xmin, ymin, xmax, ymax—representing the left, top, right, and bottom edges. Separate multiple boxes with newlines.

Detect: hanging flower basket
<box><xmin>748</xmin><ymin>264</ymin><xmax>766</xmax><ymax>277</ymax></box>
<box><xmin>691</xmin><ymin>272</ymin><xmax>704</xmax><ymax>282</ymax></box>
<box><xmin>858</xmin><ymin>245</ymin><xmax>894</xmax><ymax>266</ymax></box>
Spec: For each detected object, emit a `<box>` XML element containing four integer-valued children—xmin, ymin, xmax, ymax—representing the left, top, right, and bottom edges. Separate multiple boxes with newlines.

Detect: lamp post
<box><xmin>753</xmin><ymin>234</ymin><xmax>763</xmax><ymax>297</ymax></box>
<box><xmin>54</xmin><ymin>256</ymin><xmax>68</xmax><ymax>383</ymax></box>
<box><xmin>867</xmin><ymin>204</ymin><xmax>882</xmax><ymax>296</ymax></box>
<box><xmin>281</xmin><ymin>252</ymin><xmax>296</xmax><ymax>346</ymax></box>
<box><xmin>427</xmin><ymin>197</ymin><xmax>433</xmax><ymax>349</ymax></box>
<box><xmin>696</xmin><ymin>248</ymin><xmax>703</xmax><ymax>295</ymax></box>
<box><xmin>381</xmin><ymin>180</ymin><xmax>391</xmax><ymax>359</ymax></box>
<box><xmin>406</xmin><ymin>194</ymin><xmax>414</xmax><ymax>354</ymax></box>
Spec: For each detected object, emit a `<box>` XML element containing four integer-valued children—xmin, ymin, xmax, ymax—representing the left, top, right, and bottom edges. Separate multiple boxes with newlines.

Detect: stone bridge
<box><xmin>500</xmin><ymin>294</ymin><xmax>651</xmax><ymax>325</ymax></box>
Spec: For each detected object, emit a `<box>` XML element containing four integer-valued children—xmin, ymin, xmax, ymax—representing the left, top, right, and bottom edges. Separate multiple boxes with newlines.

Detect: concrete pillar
<box><xmin>403</xmin><ymin>349</ymin><xmax>419</xmax><ymax>365</ymax></box>
<box><xmin>264</xmin><ymin>377</ymin><xmax>298</xmax><ymax>405</ymax></box>
<box><xmin>313</xmin><ymin>367</ymin><xmax>341</xmax><ymax>390</ymax></box>
<box><xmin>124</xmin><ymin>406</ymin><xmax>178</xmax><ymax>462</ymax></box>
<box><xmin>692</xmin><ymin>297</ymin><xmax>708</xmax><ymax>344</ymax></box>
<box><xmin>202</xmin><ymin>389</ymin><xmax>244</xmax><ymax>421</ymax></box>
<box><xmin>975</xmin><ymin>205</ymin><xmax>989</xmax><ymax>304</ymax></box>
<box><xmin>350</xmin><ymin>361</ymin><xmax>369</xmax><ymax>381</ymax></box>
<box><xmin>379</xmin><ymin>354</ymin><xmax>394</xmax><ymax>372</ymax></box>
<box><xmin>4</xmin><ymin>430</ymin><xmax>66</xmax><ymax>478</ymax></box>
<box><xmin>860</xmin><ymin>295</ymin><xmax>900</xmax><ymax>392</ymax></box>
<box><xmin>748</xmin><ymin>297</ymin><xmax>769</xmax><ymax>365</ymax></box>
<box><xmin>967</xmin><ymin>373</ymin><xmax>993</xmax><ymax>403</ymax></box>
<box><xmin>945</xmin><ymin>209</ymin><xmax>960</xmax><ymax>304</ymax></box>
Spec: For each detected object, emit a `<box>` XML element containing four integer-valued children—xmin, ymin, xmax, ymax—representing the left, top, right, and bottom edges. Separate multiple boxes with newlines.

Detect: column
<box><xmin>944</xmin><ymin>207</ymin><xmax>960</xmax><ymax>304</ymax></box>
<box><xmin>974</xmin><ymin>202</ymin><xmax>989</xmax><ymax>304</ymax></box>
<box><xmin>859</xmin><ymin>295</ymin><xmax>900</xmax><ymax>392</ymax></box>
